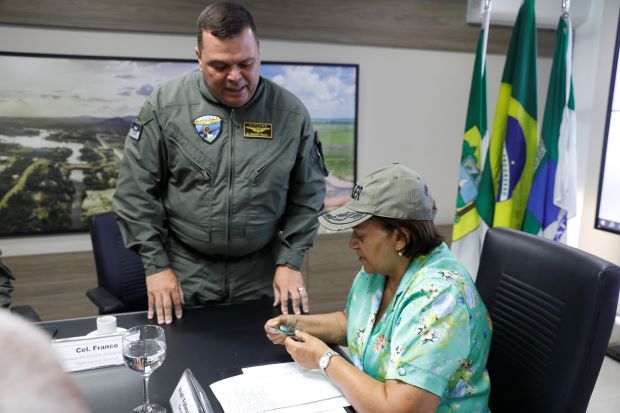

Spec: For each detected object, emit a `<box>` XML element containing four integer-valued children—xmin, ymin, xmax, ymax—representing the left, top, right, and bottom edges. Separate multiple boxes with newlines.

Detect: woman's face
<box><xmin>349</xmin><ymin>219</ymin><xmax>402</xmax><ymax>275</ymax></box>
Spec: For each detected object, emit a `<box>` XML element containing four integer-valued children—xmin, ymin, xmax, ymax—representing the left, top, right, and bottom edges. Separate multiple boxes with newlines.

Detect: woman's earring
<box><xmin>396</xmin><ymin>249</ymin><xmax>404</xmax><ymax>257</ymax></box>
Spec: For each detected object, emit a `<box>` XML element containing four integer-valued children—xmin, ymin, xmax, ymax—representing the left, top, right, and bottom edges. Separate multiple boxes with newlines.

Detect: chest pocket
<box><xmin>249</xmin><ymin>142</ymin><xmax>295</xmax><ymax>220</ymax></box>
<box><xmin>164</xmin><ymin>125</ymin><xmax>214</xmax><ymax>231</ymax></box>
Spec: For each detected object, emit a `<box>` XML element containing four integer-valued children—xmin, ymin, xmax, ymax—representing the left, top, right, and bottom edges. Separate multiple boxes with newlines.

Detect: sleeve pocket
<box><xmin>312</xmin><ymin>131</ymin><xmax>329</xmax><ymax>177</ymax></box>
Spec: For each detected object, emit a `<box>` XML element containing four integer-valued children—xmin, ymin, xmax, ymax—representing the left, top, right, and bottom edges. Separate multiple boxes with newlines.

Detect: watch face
<box><xmin>320</xmin><ymin>354</ymin><xmax>328</xmax><ymax>369</ymax></box>
<box><xmin>320</xmin><ymin>351</ymin><xmax>336</xmax><ymax>370</ymax></box>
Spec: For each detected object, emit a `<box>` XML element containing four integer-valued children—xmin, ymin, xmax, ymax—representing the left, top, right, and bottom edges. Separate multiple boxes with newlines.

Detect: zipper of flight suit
<box><xmin>191</xmin><ymin>160</ymin><xmax>211</xmax><ymax>181</ymax></box>
<box><xmin>168</xmin><ymin>138</ymin><xmax>212</xmax><ymax>182</ymax></box>
<box><xmin>250</xmin><ymin>143</ymin><xmax>289</xmax><ymax>183</ymax></box>
<box><xmin>224</xmin><ymin>108</ymin><xmax>235</xmax><ymax>300</ymax></box>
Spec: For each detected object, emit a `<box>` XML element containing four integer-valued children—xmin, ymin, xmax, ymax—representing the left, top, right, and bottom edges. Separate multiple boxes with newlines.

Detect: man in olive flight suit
<box><xmin>113</xmin><ymin>2</ymin><xmax>327</xmax><ymax>324</ymax></box>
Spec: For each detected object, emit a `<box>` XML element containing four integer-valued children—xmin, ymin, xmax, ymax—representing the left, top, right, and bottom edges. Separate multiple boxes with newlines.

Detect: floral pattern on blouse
<box><xmin>345</xmin><ymin>243</ymin><xmax>492</xmax><ymax>412</ymax></box>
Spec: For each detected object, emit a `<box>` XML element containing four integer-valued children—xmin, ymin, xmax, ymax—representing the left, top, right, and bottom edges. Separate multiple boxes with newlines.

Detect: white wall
<box><xmin>574</xmin><ymin>0</ymin><xmax>620</xmax><ymax>266</ymax></box>
<box><xmin>0</xmin><ymin>21</ymin><xmax>589</xmax><ymax>258</ymax></box>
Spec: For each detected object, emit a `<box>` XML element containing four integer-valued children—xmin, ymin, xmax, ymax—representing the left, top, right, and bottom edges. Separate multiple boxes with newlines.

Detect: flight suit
<box><xmin>113</xmin><ymin>72</ymin><xmax>327</xmax><ymax>305</ymax></box>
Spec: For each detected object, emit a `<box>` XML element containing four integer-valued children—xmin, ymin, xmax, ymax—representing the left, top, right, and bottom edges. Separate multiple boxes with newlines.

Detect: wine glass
<box><xmin>122</xmin><ymin>325</ymin><xmax>167</xmax><ymax>412</ymax></box>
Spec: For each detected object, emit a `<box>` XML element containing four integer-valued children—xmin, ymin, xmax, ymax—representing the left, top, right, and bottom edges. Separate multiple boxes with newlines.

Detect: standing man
<box><xmin>113</xmin><ymin>2</ymin><xmax>327</xmax><ymax>324</ymax></box>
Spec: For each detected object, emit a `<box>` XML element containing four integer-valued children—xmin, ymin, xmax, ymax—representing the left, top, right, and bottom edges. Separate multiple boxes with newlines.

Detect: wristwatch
<box><xmin>319</xmin><ymin>350</ymin><xmax>340</xmax><ymax>374</ymax></box>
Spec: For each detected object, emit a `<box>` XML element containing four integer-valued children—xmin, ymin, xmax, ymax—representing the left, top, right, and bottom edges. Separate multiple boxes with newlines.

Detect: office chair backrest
<box><xmin>476</xmin><ymin>227</ymin><xmax>620</xmax><ymax>413</ymax></box>
<box><xmin>88</xmin><ymin>212</ymin><xmax>147</xmax><ymax>312</ymax></box>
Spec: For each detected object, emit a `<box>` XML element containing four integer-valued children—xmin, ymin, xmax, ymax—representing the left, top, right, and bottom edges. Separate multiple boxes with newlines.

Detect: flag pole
<box><xmin>479</xmin><ymin>0</ymin><xmax>492</xmax><ymax>168</ymax></box>
<box><xmin>562</xmin><ymin>0</ymin><xmax>571</xmax><ymax>18</ymax></box>
<box><xmin>562</xmin><ymin>0</ymin><xmax>572</xmax><ymax>89</ymax></box>
<box><xmin>481</xmin><ymin>0</ymin><xmax>492</xmax><ymax>72</ymax></box>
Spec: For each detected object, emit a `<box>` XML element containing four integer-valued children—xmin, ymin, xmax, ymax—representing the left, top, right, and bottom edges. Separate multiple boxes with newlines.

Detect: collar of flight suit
<box><xmin>196</xmin><ymin>72</ymin><xmax>266</xmax><ymax>113</ymax></box>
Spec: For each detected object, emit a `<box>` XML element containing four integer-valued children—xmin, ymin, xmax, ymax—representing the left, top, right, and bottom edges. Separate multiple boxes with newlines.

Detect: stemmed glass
<box><xmin>122</xmin><ymin>325</ymin><xmax>167</xmax><ymax>412</ymax></box>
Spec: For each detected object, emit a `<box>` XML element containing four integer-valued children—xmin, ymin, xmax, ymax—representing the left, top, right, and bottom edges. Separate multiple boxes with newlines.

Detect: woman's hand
<box><xmin>264</xmin><ymin>315</ymin><xmax>298</xmax><ymax>345</ymax></box>
<box><xmin>283</xmin><ymin>330</ymin><xmax>332</xmax><ymax>369</ymax></box>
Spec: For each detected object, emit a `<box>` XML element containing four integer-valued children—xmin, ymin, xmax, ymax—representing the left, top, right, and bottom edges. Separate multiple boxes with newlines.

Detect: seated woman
<box><xmin>265</xmin><ymin>163</ymin><xmax>492</xmax><ymax>413</ymax></box>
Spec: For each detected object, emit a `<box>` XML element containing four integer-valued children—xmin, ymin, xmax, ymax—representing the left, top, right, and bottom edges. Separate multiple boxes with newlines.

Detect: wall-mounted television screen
<box><xmin>596</xmin><ymin>12</ymin><xmax>620</xmax><ymax>235</ymax></box>
<box><xmin>0</xmin><ymin>52</ymin><xmax>358</xmax><ymax>236</ymax></box>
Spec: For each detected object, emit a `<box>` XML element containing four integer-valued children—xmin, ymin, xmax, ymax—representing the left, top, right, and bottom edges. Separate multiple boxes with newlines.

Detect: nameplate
<box><xmin>51</xmin><ymin>333</ymin><xmax>124</xmax><ymax>372</ymax></box>
<box><xmin>170</xmin><ymin>369</ymin><xmax>214</xmax><ymax>413</ymax></box>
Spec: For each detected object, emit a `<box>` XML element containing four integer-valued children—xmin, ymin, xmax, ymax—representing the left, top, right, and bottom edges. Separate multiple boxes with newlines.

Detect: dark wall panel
<box><xmin>0</xmin><ymin>0</ymin><xmax>555</xmax><ymax>55</ymax></box>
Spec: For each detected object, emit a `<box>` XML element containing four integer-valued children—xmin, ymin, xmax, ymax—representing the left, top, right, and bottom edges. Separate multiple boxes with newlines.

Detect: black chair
<box><xmin>86</xmin><ymin>212</ymin><xmax>147</xmax><ymax>314</ymax></box>
<box><xmin>476</xmin><ymin>227</ymin><xmax>620</xmax><ymax>413</ymax></box>
<box><xmin>10</xmin><ymin>305</ymin><xmax>42</xmax><ymax>322</ymax></box>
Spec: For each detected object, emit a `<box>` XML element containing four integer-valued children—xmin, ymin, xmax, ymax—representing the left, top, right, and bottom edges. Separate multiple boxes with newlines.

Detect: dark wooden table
<box><xmin>38</xmin><ymin>300</ymin><xmax>293</xmax><ymax>412</ymax></box>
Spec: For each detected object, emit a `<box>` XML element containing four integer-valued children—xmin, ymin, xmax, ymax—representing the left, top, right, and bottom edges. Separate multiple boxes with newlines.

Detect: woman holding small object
<box><xmin>265</xmin><ymin>164</ymin><xmax>492</xmax><ymax>413</ymax></box>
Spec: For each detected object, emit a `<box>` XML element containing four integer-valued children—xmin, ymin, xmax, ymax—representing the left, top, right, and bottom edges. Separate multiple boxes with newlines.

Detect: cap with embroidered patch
<box><xmin>319</xmin><ymin>163</ymin><xmax>437</xmax><ymax>231</ymax></box>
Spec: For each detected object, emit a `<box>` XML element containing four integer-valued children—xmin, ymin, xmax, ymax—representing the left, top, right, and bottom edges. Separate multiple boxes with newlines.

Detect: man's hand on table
<box><xmin>272</xmin><ymin>265</ymin><xmax>309</xmax><ymax>315</ymax></box>
<box><xmin>146</xmin><ymin>268</ymin><xmax>184</xmax><ymax>324</ymax></box>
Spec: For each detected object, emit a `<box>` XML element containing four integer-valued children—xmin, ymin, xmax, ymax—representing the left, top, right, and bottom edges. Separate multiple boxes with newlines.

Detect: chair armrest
<box><xmin>607</xmin><ymin>344</ymin><xmax>620</xmax><ymax>362</ymax></box>
<box><xmin>86</xmin><ymin>287</ymin><xmax>126</xmax><ymax>314</ymax></box>
<box><xmin>10</xmin><ymin>305</ymin><xmax>42</xmax><ymax>322</ymax></box>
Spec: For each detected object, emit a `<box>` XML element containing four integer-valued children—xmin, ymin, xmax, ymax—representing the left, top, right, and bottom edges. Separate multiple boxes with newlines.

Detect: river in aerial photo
<box><xmin>0</xmin><ymin>129</ymin><xmax>87</xmax><ymax>228</ymax></box>
<box><xmin>0</xmin><ymin>130</ymin><xmax>85</xmax><ymax>164</ymax></box>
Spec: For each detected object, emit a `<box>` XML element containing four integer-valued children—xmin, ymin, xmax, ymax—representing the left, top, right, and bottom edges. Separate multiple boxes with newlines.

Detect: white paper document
<box><xmin>210</xmin><ymin>362</ymin><xmax>349</xmax><ymax>413</ymax></box>
<box><xmin>265</xmin><ymin>399</ymin><xmax>347</xmax><ymax>413</ymax></box>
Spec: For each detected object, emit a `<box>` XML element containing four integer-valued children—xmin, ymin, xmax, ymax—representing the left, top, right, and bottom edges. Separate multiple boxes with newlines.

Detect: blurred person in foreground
<box><xmin>265</xmin><ymin>163</ymin><xmax>492</xmax><ymax>413</ymax></box>
<box><xmin>0</xmin><ymin>309</ymin><xmax>89</xmax><ymax>413</ymax></box>
<box><xmin>113</xmin><ymin>2</ymin><xmax>327</xmax><ymax>324</ymax></box>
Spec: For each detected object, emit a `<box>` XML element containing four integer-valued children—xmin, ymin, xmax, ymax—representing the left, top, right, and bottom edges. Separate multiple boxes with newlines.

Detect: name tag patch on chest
<box><xmin>244</xmin><ymin>122</ymin><xmax>272</xmax><ymax>139</ymax></box>
<box><xmin>193</xmin><ymin>115</ymin><xmax>222</xmax><ymax>144</ymax></box>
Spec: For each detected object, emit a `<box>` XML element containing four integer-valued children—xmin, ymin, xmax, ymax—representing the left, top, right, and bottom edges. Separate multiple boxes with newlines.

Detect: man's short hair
<box><xmin>197</xmin><ymin>2</ymin><xmax>258</xmax><ymax>48</ymax></box>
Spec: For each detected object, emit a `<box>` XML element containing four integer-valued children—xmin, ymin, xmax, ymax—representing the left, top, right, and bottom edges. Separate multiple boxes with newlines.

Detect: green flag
<box><xmin>451</xmin><ymin>3</ymin><xmax>490</xmax><ymax>277</ymax></box>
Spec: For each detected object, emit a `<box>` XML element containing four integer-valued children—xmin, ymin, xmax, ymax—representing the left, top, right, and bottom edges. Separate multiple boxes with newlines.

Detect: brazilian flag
<box><xmin>451</xmin><ymin>5</ymin><xmax>490</xmax><ymax>277</ymax></box>
<box><xmin>522</xmin><ymin>14</ymin><xmax>577</xmax><ymax>242</ymax></box>
<box><xmin>477</xmin><ymin>0</ymin><xmax>538</xmax><ymax>230</ymax></box>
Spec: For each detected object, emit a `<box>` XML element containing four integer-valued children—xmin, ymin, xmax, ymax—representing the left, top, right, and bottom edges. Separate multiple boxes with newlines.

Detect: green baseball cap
<box><xmin>319</xmin><ymin>163</ymin><xmax>437</xmax><ymax>231</ymax></box>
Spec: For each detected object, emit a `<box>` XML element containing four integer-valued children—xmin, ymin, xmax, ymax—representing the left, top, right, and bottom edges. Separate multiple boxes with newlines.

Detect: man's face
<box><xmin>195</xmin><ymin>27</ymin><xmax>260</xmax><ymax>108</ymax></box>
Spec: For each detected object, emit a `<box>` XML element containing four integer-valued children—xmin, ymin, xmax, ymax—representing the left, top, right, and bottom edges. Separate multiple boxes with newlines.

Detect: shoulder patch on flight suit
<box><xmin>127</xmin><ymin>122</ymin><xmax>143</xmax><ymax>141</ymax></box>
<box><xmin>243</xmin><ymin>122</ymin><xmax>272</xmax><ymax>139</ymax></box>
<box><xmin>193</xmin><ymin>115</ymin><xmax>222</xmax><ymax>144</ymax></box>
<box><xmin>128</xmin><ymin>105</ymin><xmax>155</xmax><ymax>141</ymax></box>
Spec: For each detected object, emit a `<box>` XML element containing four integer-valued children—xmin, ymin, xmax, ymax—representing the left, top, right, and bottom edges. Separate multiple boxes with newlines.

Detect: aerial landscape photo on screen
<box><xmin>0</xmin><ymin>53</ymin><xmax>357</xmax><ymax>236</ymax></box>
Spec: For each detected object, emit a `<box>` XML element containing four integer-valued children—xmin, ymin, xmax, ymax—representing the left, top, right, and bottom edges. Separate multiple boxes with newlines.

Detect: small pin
<box><xmin>276</xmin><ymin>324</ymin><xmax>295</xmax><ymax>336</ymax></box>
